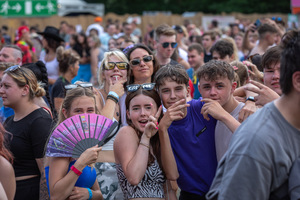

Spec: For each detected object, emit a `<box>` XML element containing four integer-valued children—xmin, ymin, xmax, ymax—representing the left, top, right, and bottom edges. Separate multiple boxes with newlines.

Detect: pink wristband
<box><xmin>71</xmin><ymin>165</ymin><xmax>82</xmax><ymax>176</ymax></box>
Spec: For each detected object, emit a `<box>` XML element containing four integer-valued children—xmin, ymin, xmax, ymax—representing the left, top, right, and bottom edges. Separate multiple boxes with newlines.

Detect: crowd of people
<box><xmin>0</xmin><ymin>15</ymin><xmax>299</xmax><ymax>200</ymax></box>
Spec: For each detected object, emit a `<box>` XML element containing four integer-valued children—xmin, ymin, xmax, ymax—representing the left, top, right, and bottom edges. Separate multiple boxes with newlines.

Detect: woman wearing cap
<box><xmin>51</xmin><ymin>46</ymin><xmax>80</xmax><ymax>115</ymax></box>
<box><xmin>38</xmin><ymin>26</ymin><xmax>64</xmax><ymax>88</ymax></box>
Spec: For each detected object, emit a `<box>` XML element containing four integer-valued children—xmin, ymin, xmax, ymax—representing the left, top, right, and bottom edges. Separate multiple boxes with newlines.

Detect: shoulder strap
<box><xmin>42</xmin><ymin>106</ymin><xmax>53</xmax><ymax>119</ymax></box>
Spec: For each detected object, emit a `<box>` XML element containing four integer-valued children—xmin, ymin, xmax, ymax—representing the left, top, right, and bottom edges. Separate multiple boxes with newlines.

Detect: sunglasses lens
<box><xmin>142</xmin><ymin>83</ymin><xmax>154</xmax><ymax>90</ymax></box>
<box><xmin>131</xmin><ymin>59</ymin><xmax>140</xmax><ymax>66</ymax></box>
<box><xmin>106</xmin><ymin>62</ymin><xmax>115</xmax><ymax>70</ymax></box>
<box><xmin>127</xmin><ymin>84</ymin><xmax>140</xmax><ymax>92</ymax></box>
<box><xmin>162</xmin><ymin>42</ymin><xmax>169</xmax><ymax>48</ymax></box>
<box><xmin>143</xmin><ymin>55</ymin><xmax>153</xmax><ymax>62</ymax></box>
<box><xmin>171</xmin><ymin>43</ymin><xmax>178</xmax><ymax>48</ymax></box>
<box><xmin>116</xmin><ymin>62</ymin><xmax>128</xmax><ymax>70</ymax></box>
<box><xmin>65</xmin><ymin>84</ymin><xmax>77</xmax><ymax>90</ymax></box>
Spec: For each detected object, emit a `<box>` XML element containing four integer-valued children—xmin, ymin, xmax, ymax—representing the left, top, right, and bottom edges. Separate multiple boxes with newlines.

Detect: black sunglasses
<box><xmin>130</xmin><ymin>55</ymin><xmax>153</xmax><ymax>66</ymax></box>
<box><xmin>103</xmin><ymin>62</ymin><xmax>128</xmax><ymax>70</ymax></box>
<box><xmin>126</xmin><ymin>83</ymin><xmax>155</xmax><ymax>92</ymax></box>
<box><xmin>161</xmin><ymin>42</ymin><xmax>178</xmax><ymax>48</ymax></box>
<box><xmin>64</xmin><ymin>83</ymin><xmax>93</xmax><ymax>90</ymax></box>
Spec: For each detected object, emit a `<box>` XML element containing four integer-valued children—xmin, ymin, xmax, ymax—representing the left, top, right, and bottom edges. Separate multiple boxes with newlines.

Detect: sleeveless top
<box><xmin>116</xmin><ymin>159</ymin><xmax>165</xmax><ymax>199</ymax></box>
<box><xmin>45</xmin><ymin>160</ymin><xmax>97</xmax><ymax>194</ymax></box>
<box><xmin>39</xmin><ymin>50</ymin><xmax>59</xmax><ymax>81</ymax></box>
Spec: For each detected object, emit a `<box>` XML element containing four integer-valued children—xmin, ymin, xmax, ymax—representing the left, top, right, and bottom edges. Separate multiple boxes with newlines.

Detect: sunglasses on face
<box><xmin>104</xmin><ymin>62</ymin><xmax>129</xmax><ymax>70</ymax></box>
<box><xmin>64</xmin><ymin>83</ymin><xmax>93</xmax><ymax>90</ymax></box>
<box><xmin>130</xmin><ymin>55</ymin><xmax>154</xmax><ymax>66</ymax></box>
<box><xmin>161</xmin><ymin>42</ymin><xmax>178</xmax><ymax>48</ymax></box>
<box><xmin>126</xmin><ymin>83</ymin><xmax>155</xmax><ymax>92</ymax></box>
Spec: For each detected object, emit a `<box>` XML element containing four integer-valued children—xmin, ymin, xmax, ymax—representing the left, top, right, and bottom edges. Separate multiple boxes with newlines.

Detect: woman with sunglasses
<box><xmin>46</xmin><ymin>86</ymin><xmax>103</xmax><ymax>200</ymax></box>
<box><xmin>114</xmin><ymin>84</ymin><xmax>179</xmax><ymax>199</ymax></box>
<box><xmin>125</xmin><ymin>44</ymin><xmax>160</xmax><ymax>85</ymax></box>
<box><xmin>51</xmin><ymin>46</ymin><xmax>80</xmax><ymax>116</ymax></box>
<box><xmin>0</xmin><ymin>65</ymin><xmax>53</xmax><ymax>200</ymax></box>
<box><xmin>95</xmin><ymin>50</ymin><xmax>129</xmax><ymax>199</ymax></box>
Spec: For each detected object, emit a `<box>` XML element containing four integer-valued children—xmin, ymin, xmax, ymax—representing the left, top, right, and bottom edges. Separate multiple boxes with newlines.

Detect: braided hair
<box><xmin>23</xmin><ymin>61</ymin><xmax>54</xmax><ymax>114</ymax></box>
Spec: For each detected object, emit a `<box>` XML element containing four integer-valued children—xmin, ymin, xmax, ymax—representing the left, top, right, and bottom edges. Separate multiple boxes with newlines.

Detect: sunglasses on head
<box><xmin>64</xmin><ymin>83</ymin><xmax>93</xmax><ymax>91</ymax></box>
<box><xmin>4</xmin><ymin>65</ymin><xmax>21</xmax><ymax>73</ymax></box>
<box><xmin>161</xmin><ymin>42</ymin><xmax>178</xmax><ymax>48</ymax></box>
<box><xmin>126</xmin><ymin>83</ymin><xmax>155</xmax><ymax>92</ymax></box>
<box><xmin>5</xmin><ymin>65</ymin><xmax>29</xmax><ymax>84</ymax></box>
<box><xmin>130</xmin><ymin>55</ymin><xmax>153</xmax><ymax>66</ymax></box>
<box><xmin>104</xmin><ymin>62</ymin><xmax>128</xmax><ymax>70</ymax></box>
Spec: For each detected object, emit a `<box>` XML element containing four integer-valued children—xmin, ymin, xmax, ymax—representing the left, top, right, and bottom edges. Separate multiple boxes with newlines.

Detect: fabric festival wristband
<box><xmin>107</xmin><ymin>95</ymin><xmax>119</xmax><ymax>103</ymax></box>
<box><xmin>108</xmin><ymin>91</ymin><xmax>119</xmax><ymax>100</ymax></box>
<box><xmin>70</xmin><ymin>165</ymin><xmax>82</xmax><ymax>176</ymax></box>
<box><xmin>86</xmin><ymin>188</ymin><xmax>93</xmax><ymax>200</ymax></box>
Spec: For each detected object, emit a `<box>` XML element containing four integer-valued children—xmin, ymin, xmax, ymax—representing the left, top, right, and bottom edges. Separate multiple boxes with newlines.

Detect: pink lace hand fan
<box><xmin>46</xmin><ymin>114</ymin><xmax>118</xmax><ymax>158</ymax></box>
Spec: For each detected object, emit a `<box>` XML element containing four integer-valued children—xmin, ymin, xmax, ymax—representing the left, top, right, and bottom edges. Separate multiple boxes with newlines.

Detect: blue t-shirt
<box><xmin>187</xmin><ymin>68</ymin><xmax>201</xmax><ymax>99</ymax></box>
<box><xmin>168</xmin><ymin>99</ymin><xmax>217</xmax><ymax>196</ymax></box>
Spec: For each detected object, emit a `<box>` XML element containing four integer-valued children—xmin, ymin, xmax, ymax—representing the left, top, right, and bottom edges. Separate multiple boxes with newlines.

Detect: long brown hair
<box><xmin>0</xmin><ymin>124</ymin><xmax>13</xmax><ymax>164</ymax></box>
<box><xmin>125</xmin><ymin>88</ymin><xmax>163</xmax><ymax>169</ymax></box>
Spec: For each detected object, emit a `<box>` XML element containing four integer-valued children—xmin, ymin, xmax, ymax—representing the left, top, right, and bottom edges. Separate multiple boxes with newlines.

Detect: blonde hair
<box><xmin>4</xmin><ymin>67</ymin><xmax>45</xmax><ymax>100</ymax></box>
<box><xmin>57</xmin><ymin>87</ymin><xmax>98</xmax><ymax>124</ymax></box>
<box><xmin>56</xmin><ymin>46</ymin><xmax>80</xmax><ymax>74</ymax></box>
<box><xmin>230</xmin><ymin>61</ymin><xmax>249</xmax><ymax>87</ymax></box>
<box><xmin>98</xmin><ymin>50</ymin><xmax>129</xmax><ymax>89</ymax></box>
<box><xmin>88</xmin><ymin>34</ymin><xmax>101</xmax><ymax>48</ymax></box>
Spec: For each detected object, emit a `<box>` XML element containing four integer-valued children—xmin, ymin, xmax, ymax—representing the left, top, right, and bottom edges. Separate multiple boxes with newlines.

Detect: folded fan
<box><xmin>46</xmin><ymin>114</ymin><xmax>118</xmax><ymax>158</ymax></box>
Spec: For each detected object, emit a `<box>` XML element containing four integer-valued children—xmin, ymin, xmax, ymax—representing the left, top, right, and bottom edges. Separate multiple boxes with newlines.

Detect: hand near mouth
<box><xmin>108</xmin><ymin>78</ymin><xmax>126</xmax><ymax>98</ymax></box>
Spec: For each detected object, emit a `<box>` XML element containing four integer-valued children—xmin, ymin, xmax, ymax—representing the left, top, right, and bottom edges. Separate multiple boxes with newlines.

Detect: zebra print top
<box><xmin>116</xmin><ymin>159</ymin><xmax>165</xmax><ymax>199</ymax></box>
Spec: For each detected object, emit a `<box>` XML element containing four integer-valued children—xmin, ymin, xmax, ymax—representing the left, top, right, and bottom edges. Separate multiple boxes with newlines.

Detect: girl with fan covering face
<box><xmin>47</xmin><ymin>86</ymin><xmax>103</xmax><ymax>200</ymax></box>
<box><xmin>114</xmin><ymin>85</ymin><xmax>179</xmax><ymax>200</ymax></box>
<box><xmin>0</xmin><ymin>66</ymin><xmax>53</xmax><ymax>200</ymax></box>
<box><xmin>95</xmin><ymin>50</ymin><xmax>129</xmax><ymax>200</ymax></box>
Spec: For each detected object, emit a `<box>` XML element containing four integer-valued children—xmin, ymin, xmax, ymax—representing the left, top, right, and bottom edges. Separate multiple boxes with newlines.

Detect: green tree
<box><xmin>85</xmin><ymin>0</ymin><xmax>290</xmax><ymax>14</ymax></box>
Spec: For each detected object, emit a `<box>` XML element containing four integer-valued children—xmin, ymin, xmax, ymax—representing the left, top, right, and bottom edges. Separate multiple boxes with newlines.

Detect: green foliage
<box><xmin>85</xmin><ymin>0</ymin><xmax>290</xmax><ymax>14</ymax></box>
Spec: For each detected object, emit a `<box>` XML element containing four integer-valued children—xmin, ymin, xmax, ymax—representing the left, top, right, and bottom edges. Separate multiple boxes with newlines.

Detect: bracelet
<box><xmin>86</xmin><ymin>188</ymin><xmax>93</xmax><ymax>200</ymax></box>
<box><xmin>70</xmin><ymin>165</ymin><xmax>82</xmax><ymax>176</ymax></box>
<box><xmin>108</xmin><ymin>91</ymin><xmax>119</xmax><ymax>100</ymax></box>
<box><xmin>139</xmin><ymin>142</ymin><xmax>150</xmax><ymax>149</ymax></box>
<box><xmin>107</xmin><ymin>95</ymin><xmax>119</xmax><ymax>103</ymax></box>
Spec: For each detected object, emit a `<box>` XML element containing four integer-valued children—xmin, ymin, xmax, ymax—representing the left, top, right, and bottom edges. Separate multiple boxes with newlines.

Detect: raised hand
<box><xmin>109</xmin><ymin>78</ymin><xmax>125</xmax><ymax>98</ymax></box>
<box><xmin>244</xmin><ymin>80</ymin><xmax>280</xmax><ymax>106</ymax></box>
<box><xmin>243</xmin><ymin>61</ymin><xmax>263</xmax><ymax>82</ymax></box>
<box><xmin>144</xmin><ymin>106</ymin><xmax>162</xmax><ymax>138</ymax></box>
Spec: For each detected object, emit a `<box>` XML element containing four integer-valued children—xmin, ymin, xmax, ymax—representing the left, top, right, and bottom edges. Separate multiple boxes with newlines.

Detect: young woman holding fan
<box><xmin>114</xmin><ymin>84</ymin><xmax>179</xmax><ymax>200</ymax></box>
<box><xmin>46</xmin><ymin>86</ymin><xmax>104</xmax><ymax>200</ymax></box>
